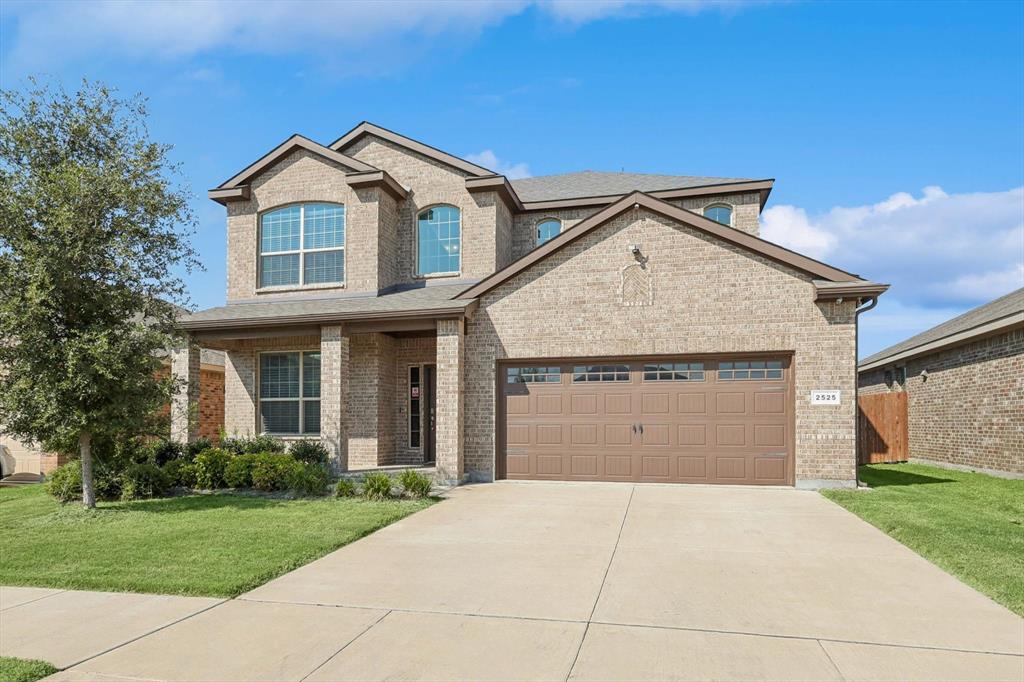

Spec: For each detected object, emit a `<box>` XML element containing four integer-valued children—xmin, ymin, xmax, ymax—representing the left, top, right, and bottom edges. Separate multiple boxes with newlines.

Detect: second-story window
<box><xmin>703</xmin><ymin>204</ymin><xmax>733</xmax><ymax>226</ymax></box>
<box><xmin>259</xmin><ymin>203</ymin><xmax>345</xmax><ymax>288</ymax></box>
<box><xmin>537</xmin><ymin>218</ymin><xmax>561</xmax><ymax>246</ymax></box>
<box><xmin>417</xmin><ymin>205</ymin><xmax>461</xmax><ymax>276</ymax></box>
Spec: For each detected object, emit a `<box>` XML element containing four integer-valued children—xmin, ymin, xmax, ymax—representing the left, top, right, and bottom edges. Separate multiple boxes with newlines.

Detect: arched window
<box><xmin>259</xmin><ymin>203</ymin><xmax>345</xmax><ymax>288</ymax></box>
<box><xmin>536</xmin><ymin>218</ymin><xmax>561</xmax><ymax>246</ymax></box>
<box><xmin>417</xmin><ymin>205</ymin><xmax>461</xmax><ymax>275</ymax></box>
<box><xmin>703</xmin><ymin>204</ymin><xmax>733</xmax><ymax>226</ymax></box>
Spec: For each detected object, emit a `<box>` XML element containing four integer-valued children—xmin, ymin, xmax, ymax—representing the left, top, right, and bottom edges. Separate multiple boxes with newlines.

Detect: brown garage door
<box><xmin>500</xmin><ymin>356</ymin><xmax>793</xmax><ymax>485</ymax></box>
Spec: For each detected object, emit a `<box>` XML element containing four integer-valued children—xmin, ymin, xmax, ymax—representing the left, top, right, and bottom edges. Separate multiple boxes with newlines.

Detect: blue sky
<box><xmin>2</xmin><ymin>0</ymin><xmax>1022</xmax><ymax>357</ymax></box>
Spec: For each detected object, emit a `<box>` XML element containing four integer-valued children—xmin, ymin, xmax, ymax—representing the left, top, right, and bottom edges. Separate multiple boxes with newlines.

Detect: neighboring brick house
<box><xmin>859</xmin><ymin>288</ymin><xmax>1023</xmax><ymax>477</ymax></box>
<box><xmin>0</xmin><ymin>350</ymin><xmax>225</xmax><ymax>478</ymax></box>
<box><xmin>177</xmin><ymin>122</ymin><xmax>888</xmax><ymax>488</ymax></box>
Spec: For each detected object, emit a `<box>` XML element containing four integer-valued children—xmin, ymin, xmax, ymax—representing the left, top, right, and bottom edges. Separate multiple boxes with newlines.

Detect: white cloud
<box><xmin>762</xmin><ymin>186</ymin><xmax>1024</xmax><ymax>357</ymax></box>
<box><xmin>1</xmin><ymin>0</ymin><xmax>744</xmax><ymax>75</ymax></box>
<box><xmin>465</xmin><ymin>149</ymin><xmax>531</xmax><ymax>179</ymax></box>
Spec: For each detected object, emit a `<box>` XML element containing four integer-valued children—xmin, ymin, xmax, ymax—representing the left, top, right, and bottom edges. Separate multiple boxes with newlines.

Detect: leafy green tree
<box><xmin>0</xmin><ymin>79</ymin><xmax>198</xmax><ymax>507</ymax></box>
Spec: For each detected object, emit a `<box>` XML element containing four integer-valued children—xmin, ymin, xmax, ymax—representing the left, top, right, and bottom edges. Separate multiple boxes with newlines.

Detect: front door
<box><xmin>424</xmin><ymin>364</ymin><xmax>437</xmax><ymax>464</ymax></box>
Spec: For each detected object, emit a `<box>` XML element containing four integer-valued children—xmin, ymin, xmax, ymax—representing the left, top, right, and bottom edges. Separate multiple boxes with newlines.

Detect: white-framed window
<box><xmin>536</xmin><ymin>218</ymin><xmax>561</xmax><ymax>246</ymax></box>
<box><xmin>417</xmin><ymin>205</ymin><xmax>461</xmax><ymax>275</ymax></box>
<box><xmin>259</xmin><ymin>351</ymin><xmax>320</xmax><ymax>435</ymax></box>
<box><xmin>259</xmin><ymin>203</ymin><xmax>345</xmax><ymax>288</ymax></box>
<box><xmin>703</xmin><ymin>204</ymin><xmax>733</xmax><ymax>226</ymax></box>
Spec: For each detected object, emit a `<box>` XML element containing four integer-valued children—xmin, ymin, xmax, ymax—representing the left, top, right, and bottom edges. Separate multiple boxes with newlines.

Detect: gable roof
<box><xmin>859</xmin><ymin>287</ymin><xmax>1024</xmax><ymax>370</ymax></box>
<box><xmin>512</xmin><ymin>171</ymin><xmax>758</xmax><ymax>203</ymax></box>
<box><xmin>458</xmin><ymin>191</ymin><xmax>879</xmax><ymax>300</ymax></box>
<box><xmin>329</xmin><ymin>121</ymin><xmax>495</xmax><ymax>177</ymax></box>
<box><xmin>208</xmin><ymin>134</ymin><xmax>410</xmax><ymax>205</ymax></box>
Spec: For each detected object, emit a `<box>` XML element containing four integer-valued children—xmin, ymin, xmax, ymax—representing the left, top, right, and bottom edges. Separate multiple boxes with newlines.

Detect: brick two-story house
<box><xmin>177</xmin><ymin>122</ymin><xmax>887</xmax><ymax>488</ymax></box>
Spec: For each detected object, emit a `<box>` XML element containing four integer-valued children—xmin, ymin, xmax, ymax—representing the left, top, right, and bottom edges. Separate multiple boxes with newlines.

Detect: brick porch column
<box><xmin>321</xmin><ymin>325</ymin><xmax>350</xmax><ymax>473</ymax></box>
<box><xmin>170</xmin><ymin>341</ymin><xmax>201</xmax><ymax>443</ymax></box>
<box><xmin>435</xmin><ymin>318</ymin><xmax>465</xmax><ymax>483</ymax></box>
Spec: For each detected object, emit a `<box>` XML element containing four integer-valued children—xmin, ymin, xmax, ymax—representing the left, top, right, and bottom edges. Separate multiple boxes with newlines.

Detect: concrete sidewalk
<box><xmin>3</xmin><ymin>482</ymin><xmax>1022</xmax><ymax>681</ymax></box>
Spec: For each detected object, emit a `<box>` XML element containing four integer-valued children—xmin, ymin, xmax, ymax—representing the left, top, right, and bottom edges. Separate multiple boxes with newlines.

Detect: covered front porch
<box><xmin>173</xmin><ymin>286</ymin><xmax>476</xmax><ymax>483</ymax></box>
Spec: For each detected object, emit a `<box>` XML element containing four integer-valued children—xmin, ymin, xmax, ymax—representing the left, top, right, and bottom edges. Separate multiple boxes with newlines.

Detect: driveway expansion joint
<box><xmin>299</xmin><ymin>608</ymin><xmax>393</xmax><ymax>682</ymax></box>
<box><xmin>0</xmin><ymin>588</ymin><xmax>68</xmax><ymax>612</ymax></box>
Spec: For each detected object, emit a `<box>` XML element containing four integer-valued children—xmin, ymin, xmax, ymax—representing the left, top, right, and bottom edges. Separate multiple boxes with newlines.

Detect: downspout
<box><xmin>853</xmin><ymin>295</ymin><xmax>879</xmax><ymax>487</ymax></box>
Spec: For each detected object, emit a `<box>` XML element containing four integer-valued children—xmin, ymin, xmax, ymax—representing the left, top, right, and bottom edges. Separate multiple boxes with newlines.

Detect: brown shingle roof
<box><xmin>859</xmin><ymin>287</ymin><xmax>1024</xmax><ymax>369</ymax></box>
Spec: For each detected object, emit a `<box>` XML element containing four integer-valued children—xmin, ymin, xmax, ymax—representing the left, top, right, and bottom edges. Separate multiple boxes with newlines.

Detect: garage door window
<box><xmin>643</xmin><ymin>362</ymin><xmax>705</xmax><ymax>381</ymax></box>
<box><xmin>718</xmin><ymin>360</ymin><xmax>783</xmax><ymax>380</ymax></box>
<box><xmin>507</xmin><ymin>367</ymin><xmax>561</xmax><ymax>383</ymax></box>
<box><xmin>573</xmin><ymin>365</ymin><xmax>630</xmax><ymax>382</ymax></box>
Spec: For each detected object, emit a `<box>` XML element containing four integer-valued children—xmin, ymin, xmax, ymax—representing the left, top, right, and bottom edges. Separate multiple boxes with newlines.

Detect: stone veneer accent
<box><xmin>859</xmin><ymin>327</ymin><xmax>1023</xmax><ymax>475</ymax></box>
<box><xmin>465</xmin><ymin>207</ymin><xmax>857</xmax><ymax>485</ymax></box>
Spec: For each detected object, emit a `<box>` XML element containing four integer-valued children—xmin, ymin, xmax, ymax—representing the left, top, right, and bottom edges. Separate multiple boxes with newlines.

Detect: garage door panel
<box><xmin>502</xmin><ymin>356</ymin><xmax>792</xmax><ymax>486</ymax></box>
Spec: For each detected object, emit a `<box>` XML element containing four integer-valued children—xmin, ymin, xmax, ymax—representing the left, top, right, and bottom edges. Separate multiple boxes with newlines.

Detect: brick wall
<box><xmin>467</xmin><ymin>207</ymin><xmax>857</xmax><ymax>485</ymax></box>
<box><xmin>510</xmin><ymin>192</ymin><xmax>762</xmax><ymax>261</ymax></box>
<box><xmin>392</xmin><ymin>336</ymin><xmax>437</xmax><ymax>465</ymax></box>
<box><xmin>198</xmin><ymin>367</ymin><xmax>225</xmax><ymax>443</ymax></box>
<box><xmin>858</xmin><ymin>327</ymin><xmax>1024</xmax><ymax>474</ymax></box>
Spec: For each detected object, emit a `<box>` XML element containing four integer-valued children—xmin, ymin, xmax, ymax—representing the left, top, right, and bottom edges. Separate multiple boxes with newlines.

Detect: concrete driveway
<box><xmin>26</xmin><ymin>482</ymin><xmax>1024</xmax><ymax>680</ymax></box>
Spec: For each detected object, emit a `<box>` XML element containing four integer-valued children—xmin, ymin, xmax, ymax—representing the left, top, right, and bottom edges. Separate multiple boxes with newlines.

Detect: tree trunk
<box><xmin>79</xmin><ymin>431</ymin><xmax>96</xmax><ymax>509</ymax></box>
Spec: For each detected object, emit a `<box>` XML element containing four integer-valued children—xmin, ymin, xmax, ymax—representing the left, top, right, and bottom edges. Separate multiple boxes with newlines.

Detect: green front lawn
<box><xmin>823</xmin><ymin>463</ymin><xmax>1024</xmax><ymax>616</ymax></box>
<box><xmin>0</xmin><ymin>485</ymin><xmax>435</xmax><ymax>598</ymax></box>
<box><xmin>0</xmin><ymin>657</ymin><xmax>58</xmax><ymax>682</ymax></box>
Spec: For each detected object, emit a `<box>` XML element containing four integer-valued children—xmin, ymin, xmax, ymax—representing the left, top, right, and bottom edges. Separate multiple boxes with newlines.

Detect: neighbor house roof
<box><xmin>458</xmin><ymin>191</ymin><xmax>884</xmax><ymax>300</ymax></box>
<box><xmin>859</xmin><ymin>287</ymin><xmax>1024</xmax><ymax>371</ymax></box>
<box><xmin>179</xmin><ymin>283</ymin><xmax>477</xmax><ymax>332</ymax></box>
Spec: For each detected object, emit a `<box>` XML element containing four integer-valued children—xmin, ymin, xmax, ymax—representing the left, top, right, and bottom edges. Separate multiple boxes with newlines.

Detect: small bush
<box><xmin>193</xmin><ymin>448</ymin><xmax>233</xmax><ymax>489</ymax></box>
<box><xmin>186</xmin><ymin>437</ymin><xmax>213</xmax><ymax>459</ymax></box>
<box><xmin>334</xmin><ymin>478</ymin><xmax>356</xmax><ymax>498</ymax></box>
<box><xmin>251</xmin><ymin>453</ymin><xmax>302</xmax><ymax>492</ymax></box>
<box><xmin>362</xmin><ymin>472</ymin><xmax>393</xmax><ymax>501</ymax></box>
<box><xmin>46</xmin><ymin>461</ymin><xmax>83</xmax><ymax>502</ymax></box>
<box><xmin>289</xmin><ymin>439</ymin><xmax>329</xmax><ymax>465</ymax></box>
<box><xmin>92</xmin><ymin>459</ymin><xmax>124</xmax><ymax>501</ymax></box>
<box><xmin>223</xmin><ymin>453</ymin><xmax>259</xmax><ymax>488</ymax></box>
<box><xmin>398</xmin><ymin>469</ymin><xmax>433</xmax><ymax>498</ymax></box>
<box><xmin>163</xmin><ymin>459</ymin><xmax>197</xmax><ymax>488</ymax></box>
<box><xmin>289</xmin><ymin>463</ymin><xmax>330</xmax><ymax>496</ymax></box>
<box><xmin>221</xmin><ymin>434</ymin><xmax>285</xmax><ymax>455</ymax></box>
<box><xmin>121</xmin><ymin>462</ymin><xmax>171</xmax><ymax>501</ymax></box>
<box><xmin>149</xmin><ymin>440</ymin><xmax>186</xmax><ymax>466</ymax></box>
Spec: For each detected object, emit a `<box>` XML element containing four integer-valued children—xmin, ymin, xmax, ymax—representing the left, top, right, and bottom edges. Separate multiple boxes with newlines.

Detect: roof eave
<box><xmin>180</xmin><ymin>301</ymin><xmax>478</xmax><ymax>333</ymax></box>
<box><xmin>517</xmin><ymin>179</ymin><xmax>776</xmax><ymax>212</ymax></box>
<box><xmin>858</xmin><ymin>312</ymin><xmax>1024</xmax><ymax>372</ymax></box>
<box><xmin>813</xmin><ymin>281</ymin><xmax>889</xmax><ymax>301</ymax></box>
<box><xmin>345</xmin><ymin>170</ymin><xmax>409</xmax><ymax>202</ymax></box>
<box><xmin>207</xmin><ymin>186</ymin><xmax>250</xmax><ymax>205</ymax></box>
<box><xmin>465</xmin><ymin>175</ymin><xmax>525</xmax><ymax>212</ymax></box>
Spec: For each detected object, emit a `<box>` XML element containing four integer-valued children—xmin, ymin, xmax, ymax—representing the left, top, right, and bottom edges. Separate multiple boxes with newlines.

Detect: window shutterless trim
<box><xmin>257</xmin><ymin>203</ymin><xmax>346</xmax><ymax>290</ymax></box>
<box><xmin>414</xmin><ymin>204</ymin><xmax>462</xmax><ymax>277</ymax></box>
<box><xmin>257</xmin><ymin>350</ymin><xmax>321</xmax><ymax>435</ymax></box>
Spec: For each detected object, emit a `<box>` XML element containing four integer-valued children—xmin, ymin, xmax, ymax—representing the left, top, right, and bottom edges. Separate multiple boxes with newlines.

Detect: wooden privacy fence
<box><xmin>857</xmin><ymin>392</ymin><xmax>909</xmax><ymax>464</ymax></box>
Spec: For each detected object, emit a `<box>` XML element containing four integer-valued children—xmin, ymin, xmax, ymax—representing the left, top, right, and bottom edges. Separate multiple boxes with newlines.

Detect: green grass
<box><xmin>0</xmin><ymin>485</ymin><xmax>436</xmax><ymax>598</ymax></box>
<box><xmin>822</xmin><ymin>463</ymin><xmax>1024</xmax><ymax>616</ymax></box>
<box><xmin>0</xmin><ymin>656</ymin><xmax>58</xmax><ymax>682</ymax></box>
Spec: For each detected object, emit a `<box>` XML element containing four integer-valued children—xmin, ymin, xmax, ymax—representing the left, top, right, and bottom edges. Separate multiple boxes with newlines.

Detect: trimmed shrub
<box><xmin>397</xmin><ymin>469</ymin><xmax>433</xmax><ymax>498</ymax></box>
<box><xmin>46</xmin><ymin>461</ymin><xmax>83</xmax><ymax>503</ymax></box>
<box><xmin>333</xmin><ymin>478</ymin><xmax>356</xmax><ymax>498</ymax></box>
<box><xmin>163</xmin><ymin>459</ymin><xmax>197</xmax><ymax>488</ymax></box>
<box><xmin>193</xmin><ymin>448</ymin><xmax>233</xmax><ymax>489</ymax></box>
<box><xmin>251</xmin><ymin>453</ymin><xmax>302</xmax><ymax>492</ymax></box>
<box><xmin>223</xmin><ymin>453</ymin><xmax>259</xmax><ymax>489</ymax></box>
<box><xmin>221</xmin><ymin>434</ymin><xmax>285</xmax><ymax>455</ymax></box>
<box><xmin>92</xmin><ymin>459</ymin><xmax>124</xmax><ymax>501</ymax></box>
<box><xmin>149</xmin><ymin>440</ymin><xmax>186</xmax><ymax>466</ymax></box>
<box><xmin>289</xmin><ymin>463</ymin><xmax>330</xmax><ymax>497</ymax></box>
<box><xmin>289</xmin><ymin>439</ymin><xmax>329</xmax><ymax>465</ymax></box>
<box><xmin>362</xmin><ymin>472</ymin><xmax>393</xmax><ymax>501</ymax></box>
<box><xmin>186</xmin><ymin>437</ymin><xmax>213</xmax><ymax>459</ymax></box>
<box><xmin>121</xmin><ymin>463</ymin><xmax>171</xmax><ymax>501</ymax></box>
